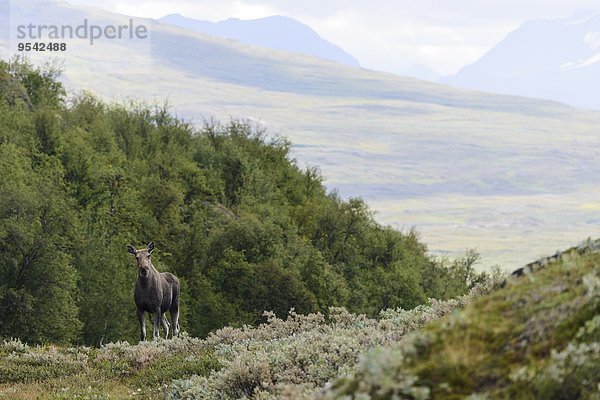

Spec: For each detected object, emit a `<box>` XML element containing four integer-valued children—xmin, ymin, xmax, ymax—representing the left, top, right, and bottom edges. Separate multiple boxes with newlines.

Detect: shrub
<box><xmin>168</xmin><ymin>282</ymin><xmax>494</xmax><ymax>399</ymax></box>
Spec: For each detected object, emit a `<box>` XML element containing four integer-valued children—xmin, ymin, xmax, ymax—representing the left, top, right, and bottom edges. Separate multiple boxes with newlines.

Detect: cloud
<box><xmin>62</xmin><ymin>0</ymin><xmax>280</xmax><ymax>20</ymax></box>
<box><xmin>584</xmin><ymin>31</ymin><xmax>600</xmax><ymax>50</ymax></box>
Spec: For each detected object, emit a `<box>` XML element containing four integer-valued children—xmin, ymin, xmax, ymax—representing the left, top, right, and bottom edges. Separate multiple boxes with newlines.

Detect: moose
<box><xmin>127</xmin><ymin>242</ymin><xmax>180</xmax><ymax>341</ymax></box>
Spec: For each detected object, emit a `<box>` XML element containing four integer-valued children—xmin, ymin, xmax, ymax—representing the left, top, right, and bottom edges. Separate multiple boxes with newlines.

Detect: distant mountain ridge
<box><xmin>158</xmin><ymin>13</ymin><xmax>360</xmax><ymax>68</ymax></box>
<box><xmin>441</xmin><ymin>10</ymin><xmax>600</xmax><ymax>109</ymax></box>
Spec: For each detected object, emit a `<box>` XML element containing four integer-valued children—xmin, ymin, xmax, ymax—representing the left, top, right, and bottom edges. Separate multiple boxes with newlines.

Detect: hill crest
<box><xmin>158</xmin><ymin>13</ymin><xmax>361</xmax><ymax>68</ymax></box>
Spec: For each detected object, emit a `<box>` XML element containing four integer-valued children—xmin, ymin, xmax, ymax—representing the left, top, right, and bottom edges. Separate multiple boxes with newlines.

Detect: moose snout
<box><xmin>139</xmin><ymin>268</ymin><xmax>150</xmax><ymax>278</ymax></box>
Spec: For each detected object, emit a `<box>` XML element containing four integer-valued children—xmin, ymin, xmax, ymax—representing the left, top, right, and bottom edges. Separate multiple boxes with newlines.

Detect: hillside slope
<box><xmin>324</xmin><ymin>242</ymin><xmax>600</xmax><ymax>399</ymax></box>
<box><xmin>1</xmin><ymin>242</ymin><xmax>597</xmax><ymax>399</ymax></box>
<box><xmin>3</xmin><ymin>58</ymin><xmax>489</xmax><ymax>346</ymax></box>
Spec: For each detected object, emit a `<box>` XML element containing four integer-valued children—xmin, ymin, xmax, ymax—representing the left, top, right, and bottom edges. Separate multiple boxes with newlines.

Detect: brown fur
<box><xmin>127</xmin><ymin>242</ymin><xmax>180</xmax><ymax>341</ymax></box>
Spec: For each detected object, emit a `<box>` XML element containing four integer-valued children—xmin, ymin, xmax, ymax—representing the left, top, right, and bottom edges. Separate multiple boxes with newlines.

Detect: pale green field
<box><xmin>370</xmin><ymin>188</ymin><xmax>600</xmax><ymax>268</ymax></box>
<box><xmin>3</xmin><ymin>1</ymin><xmax>600</xmax><ymax>270</ymax></box>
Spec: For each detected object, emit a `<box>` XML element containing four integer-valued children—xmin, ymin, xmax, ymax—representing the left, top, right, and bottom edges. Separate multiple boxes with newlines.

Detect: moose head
<box><xmin>127</xmin><ymin>242</ymin><xmax>155</xmax><ymax>278</ymax></box>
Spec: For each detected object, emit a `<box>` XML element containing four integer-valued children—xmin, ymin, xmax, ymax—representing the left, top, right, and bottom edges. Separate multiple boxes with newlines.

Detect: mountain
<box><xmin>441</xmin><ymin>11</ymin><xmax>600</xmax><ymax>110</ymax></box>
<box><xmin>2</xmin><ymin>1</ymin><xmax>600</xmax><ymax>268</ymax></box>
<box><xmin>158</xmin><ymin>13</ymin><xmax>360</xmax><ymax>68</ymax></box>
<box><xmin>402</xmin><ymin>63</ymin><xmax>442</xmax><ymax>82</ymax></box>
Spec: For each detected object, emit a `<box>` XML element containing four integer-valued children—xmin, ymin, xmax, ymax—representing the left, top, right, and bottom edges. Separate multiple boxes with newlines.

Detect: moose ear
<box><xmin>127</xmin><ymin>245</ymin><xmax>137</xmax><ymax>255</ymax></box>
<box><xmin>147</xmin><ymin>242</ymin><xmax>155</xmax><ymax>253</ymax></box>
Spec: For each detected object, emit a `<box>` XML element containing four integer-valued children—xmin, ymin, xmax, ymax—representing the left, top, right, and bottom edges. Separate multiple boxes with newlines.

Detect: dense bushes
<box><xmin>0</xmin><ymin>58</ymin><xmax>489</xmax><ymax>345</ymax></box>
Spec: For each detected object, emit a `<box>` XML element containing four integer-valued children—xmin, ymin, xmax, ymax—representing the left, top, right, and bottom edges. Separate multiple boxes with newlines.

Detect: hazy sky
<box><xmin>67</xmin><ymin>0</ymin><xmax>600</xmax><ymax>76</ymax></box>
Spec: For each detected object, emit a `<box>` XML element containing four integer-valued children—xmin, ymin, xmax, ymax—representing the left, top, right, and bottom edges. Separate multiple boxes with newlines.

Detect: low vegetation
<box><xmin>1</xmin><ymin>249</ymin><xmax>597</xmax><ymax>399</ymax></box>
<box><xmin>322</xmin><ymin>248</ymin><xmax>600</xmax><ymax>400</ymax></box>
<box><xmin>0</xmin><ymin>277</ymin><xmax>497</xmax><ymax>399</ymax></box>
<box><xmin>0</xmin><ymin>335</ymin><xmax>218</xmax><ymax>398</ymax></box>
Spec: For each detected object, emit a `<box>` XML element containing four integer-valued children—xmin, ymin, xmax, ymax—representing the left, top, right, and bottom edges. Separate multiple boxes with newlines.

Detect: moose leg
<box><xmin>161</xmin><ymin>314</ymin><xmax>170</xmax><ymax>339</ymax></box>
<box><xmin>153</xmin><ymin>309</ymin><xmax>161</xmax><ymax>340</ymax></box>
<box><xmin>171</xmin><ymin>307</ymin><xmax>180</xmax><ymax>338</ymax></box>
<box><xmin>137</xmin><ymin>309</ymin><xmax>146</xmax><ymax>342</ymax></box>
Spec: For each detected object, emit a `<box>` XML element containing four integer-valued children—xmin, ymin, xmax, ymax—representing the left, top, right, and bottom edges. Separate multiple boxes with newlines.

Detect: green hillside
<box><xmin>0</xmin><ymin>58</ymin><xmax>490</xmax><ymax>347</ymax></box>
<box><xmin>4</xmin><ymin>1</ymin><xmax>600</xmax><ymax>268</ymax></box>
<box><xmin>323</xmin><ymin>244</ymin><xmax>600</xmax><ymax>400</ymax></box>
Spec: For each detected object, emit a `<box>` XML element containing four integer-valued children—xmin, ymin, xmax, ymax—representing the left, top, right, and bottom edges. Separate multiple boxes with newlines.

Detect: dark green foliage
<box><xmin>421</xmin><ymin>249</ymin><xmax>487</xmax><ymax>300</ymax></box>
<box><xmin>0</xmin><ymin>59</ymin><xmax>482</xmax><ymax>345</ymax></box>
<box><xmin>0</xmin><ymin>57</ymin><xmax>65</xmax><ymax>109</ymax></box>
<box><xmin>0</xmin><ymin>144</ymin><xmax>82</xmax><ymax>343</ymax></box>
